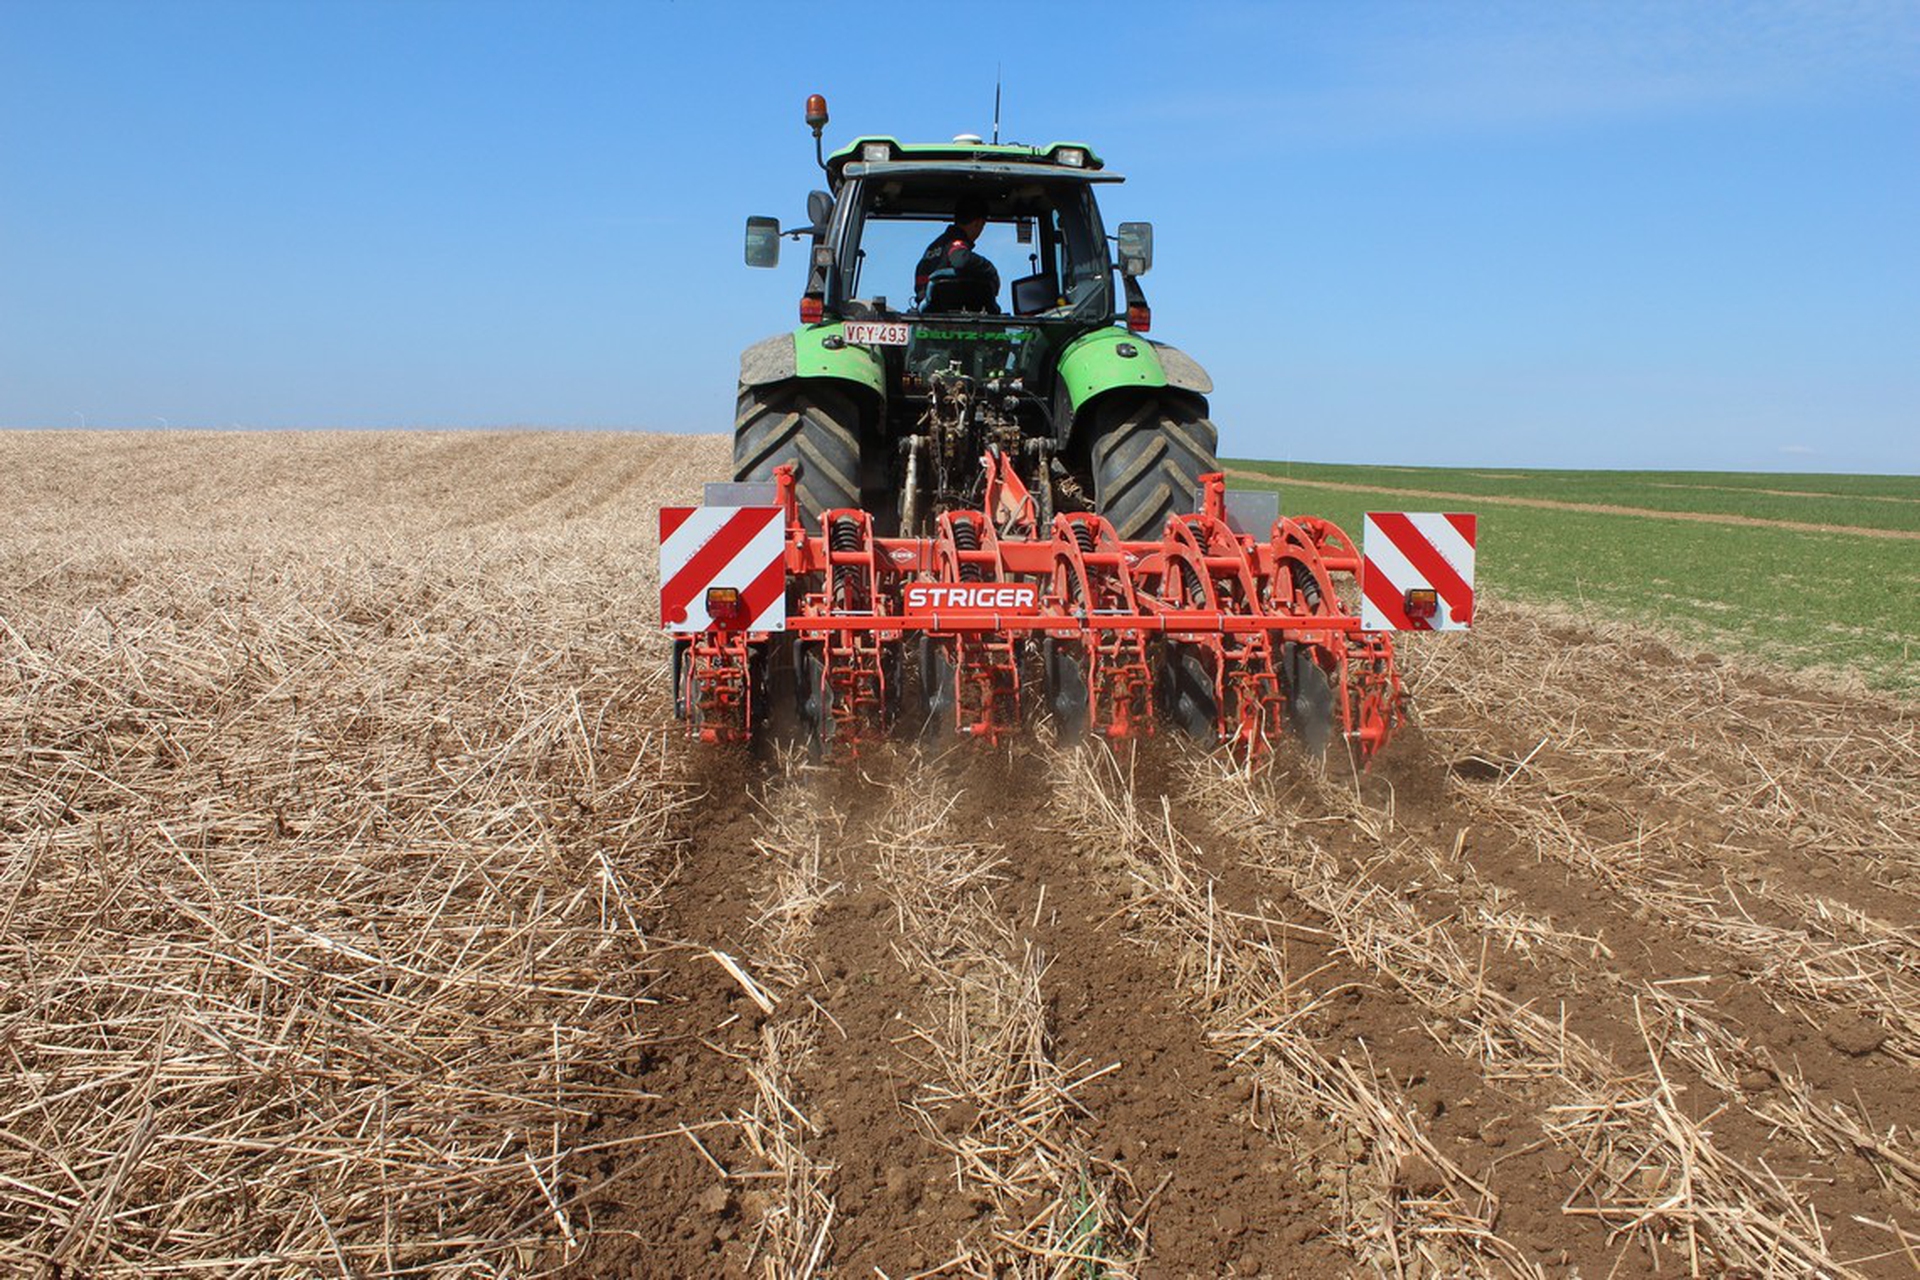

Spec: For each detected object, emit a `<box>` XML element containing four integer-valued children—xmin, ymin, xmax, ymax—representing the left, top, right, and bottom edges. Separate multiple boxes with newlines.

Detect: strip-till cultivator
<box><xmin>663</xmin><ymin>454</ymin><xmax>1472</xmax><ymax>763</ymax></box>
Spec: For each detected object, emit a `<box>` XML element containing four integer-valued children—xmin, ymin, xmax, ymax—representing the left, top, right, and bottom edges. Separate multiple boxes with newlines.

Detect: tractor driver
<box><xmin>914</xmin><ymin>194</ymin><xmax>1000</xmax><ymax>312</ymax></box>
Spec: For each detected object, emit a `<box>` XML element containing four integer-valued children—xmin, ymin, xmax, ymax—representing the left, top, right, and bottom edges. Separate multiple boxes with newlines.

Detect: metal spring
<box><xmin>831</xmin><ymin>516</ymin><xmax>862</xmax><ymax>604</ymax></box>
<box><xmin>1291</xmin><ymin>561</ymin><xmax>1322</xmax><ymax>611</ymax></box>
<box><xmin>952</xmin><ymin>518</ymin><xmax>984</xmax><ymax>582</ymax></box>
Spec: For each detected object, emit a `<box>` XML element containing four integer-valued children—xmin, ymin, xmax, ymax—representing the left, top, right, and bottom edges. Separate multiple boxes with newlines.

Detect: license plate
<box><xmin>843</xmin><ymin>321</ymin><xmax>910</xmax><ymax>347</ymax></box>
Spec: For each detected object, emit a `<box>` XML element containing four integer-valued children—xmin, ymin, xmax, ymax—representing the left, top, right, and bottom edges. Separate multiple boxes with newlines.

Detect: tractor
<box><xmin>657</xmin><ymin>95</ymin><xmax>1476</xmax><ymax>759</ymax></box>
<box><xmin>736</xmin><ymin>94</ymin><xmax>1216</xmax><ymax>543</ymax></box>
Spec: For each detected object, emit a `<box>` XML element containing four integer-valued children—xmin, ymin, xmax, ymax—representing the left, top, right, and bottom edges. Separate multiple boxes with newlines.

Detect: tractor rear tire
<box><xmin>734</xmin><ymin>382</ymin><xmax>862</xmax><ymax>523</ymax></box>
<box><xmin>1088</xmin><ymin>393</ymin><xmax>1219</xmax><ymax>542</ymax></box>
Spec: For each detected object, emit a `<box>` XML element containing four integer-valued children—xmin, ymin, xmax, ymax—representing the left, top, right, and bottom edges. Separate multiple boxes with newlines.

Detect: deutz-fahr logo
<box><xmin>902</xmin><ymin>583</ymin><xmax>1041</xmax><ymax>614</ymax></box>
<box><xmin>913</xmin><ymin>328</ymin><xmax>1031</xmax><ymax>344</ymax></box>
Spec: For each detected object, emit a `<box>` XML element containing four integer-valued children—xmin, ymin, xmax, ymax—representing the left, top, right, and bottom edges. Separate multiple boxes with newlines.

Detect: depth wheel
<box><xmin>1088</xmin><ymin>392</ymin><xmax>1219</xmax><ymax>541</ymax></box>
<box><xmin>734</xmin><ymin>381</ymin><xmax>863</xmax><ymax>524</ymax></box>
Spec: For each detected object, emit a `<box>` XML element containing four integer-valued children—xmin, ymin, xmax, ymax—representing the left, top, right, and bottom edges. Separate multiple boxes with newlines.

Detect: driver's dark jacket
<box><xmin>914</xmin><ymin>224</ymin><xmax>999</xmax><ymax>303</ymax></box>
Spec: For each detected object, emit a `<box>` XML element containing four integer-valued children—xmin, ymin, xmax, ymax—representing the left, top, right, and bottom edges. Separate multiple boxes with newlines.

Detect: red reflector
<box><xmin>1126</xmin><ymin>304</ymin><xmax>1150</xmax><ymax>333</ymax></box>
<box><xmin>1404</xmin><ymin>588</ymin><xmax>1438</xmax><ymax>621</ymax></box>
<box><xmin>707</xmin><ymin>586</ymin><xmax>748</xmax><ymax>628</ymax></box>
<box><xmin>799</xmin><ymin>296</ymin><xmax>824</xmax><ymax>324</ymax></box>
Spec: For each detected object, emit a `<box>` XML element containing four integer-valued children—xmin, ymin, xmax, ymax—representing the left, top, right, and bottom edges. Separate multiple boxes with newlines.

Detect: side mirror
<box><xmin>745</xmin><ymin>216</ymin><xmax>781</xmax><ymax>268</ymax></box>
<box><xmin>806</xmin><ymin>190</ymin><xmax>834</xmax><ymax>234</ymax></box>
<box><xmin>1117</xmin><ymin>221</ymin><xmax>1153</xmax><ymax>276</ymax></box>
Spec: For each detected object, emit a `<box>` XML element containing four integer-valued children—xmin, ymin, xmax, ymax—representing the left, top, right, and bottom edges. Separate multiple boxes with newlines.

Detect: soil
<box><xmin>569</xmin><ymin>628</ymin><xmax>1920</xmax><ymax>1277</ymax></box>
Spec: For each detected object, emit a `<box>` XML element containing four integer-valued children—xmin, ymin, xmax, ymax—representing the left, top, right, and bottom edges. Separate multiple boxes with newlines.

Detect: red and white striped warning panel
<box><xmin>658</xmin><ymin>506</ymin><xmax>787</xmax><ymax>634</ymax></box>
<box><xmin>1361</xmin><ymin>512</ymin><xmax>1477</xmax><ymax>632</ymax></box>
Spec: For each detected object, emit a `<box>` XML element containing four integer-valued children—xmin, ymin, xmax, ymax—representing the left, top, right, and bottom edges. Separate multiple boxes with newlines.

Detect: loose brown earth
<box><xmin>2</xmin><ymin>431</ymin><xmax>1915</xmax><ymax>1278</ymax></box>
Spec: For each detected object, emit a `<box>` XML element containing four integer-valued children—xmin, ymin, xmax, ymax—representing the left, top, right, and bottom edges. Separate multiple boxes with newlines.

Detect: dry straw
<box><xmin>1</xmin><ymin>431</ymin><xmax>723</xmax><ymax>1275</ymax></box>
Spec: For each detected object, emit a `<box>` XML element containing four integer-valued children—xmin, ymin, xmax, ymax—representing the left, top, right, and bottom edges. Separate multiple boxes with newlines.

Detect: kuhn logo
<box><xmin>902</xmin><ymin>583</ymin><xmax>1040</xmax><ymax>613</ymax></box>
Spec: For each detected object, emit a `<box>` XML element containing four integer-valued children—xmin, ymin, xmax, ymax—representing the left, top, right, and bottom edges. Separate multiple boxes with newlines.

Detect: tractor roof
<box><xmin>826</xmin><ymin>136</ymin><xmax>1110</xmax><ymax>190</ymax></box>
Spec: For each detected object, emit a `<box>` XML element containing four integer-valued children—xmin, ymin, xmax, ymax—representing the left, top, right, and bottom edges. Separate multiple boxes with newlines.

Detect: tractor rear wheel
<box><xmin>734</xmin><ymin>382</ymin><xmax>862</xmax><ymax>523</ymax></box>
<box><xmin>1088</xmin><ymin>393</ymin><xmax>1219</xmax><ymax>542</ymax></box>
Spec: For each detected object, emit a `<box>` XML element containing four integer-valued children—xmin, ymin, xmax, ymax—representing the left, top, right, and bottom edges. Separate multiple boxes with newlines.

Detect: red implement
<box><xmin>663</xmin><ymin>453</ymin><xmax>1449</xmax><ymax>764</ymax></box>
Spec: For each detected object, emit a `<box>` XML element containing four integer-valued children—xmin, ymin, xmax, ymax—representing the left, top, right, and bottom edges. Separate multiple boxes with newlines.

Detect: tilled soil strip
<box><xmin>863</xmin><ymin>770</ymin><xmax>1144</xmax><ymax>1275</ymax></box>
<box><xmin>1240</xmin><ymin>760</ymin><xmax>1920</xmax><ymax>1260</ymax></box>
<box><xmin>729</xmin><ymin>768</ymin><xmax>842</xmax><ymax>1273</ymax></box>
<box><xmin>561</xmin><ymin>751</ymin><xmax>814</xmax><ymax>1276</ymax></box>
<box><xmin>1184</xmin><ymin>755</ymin><xmax>1876</xmax><ymax>1276</ymax></box>
<box><xmin>952</xmin><ymin>752</ymin><xmax>1348</xmax><ymax>1276</ymax></box>
<box><xmin>1045</xmin><ymin>747</ymin><xmax>1540</xmax><ymax>1277</ymax></box>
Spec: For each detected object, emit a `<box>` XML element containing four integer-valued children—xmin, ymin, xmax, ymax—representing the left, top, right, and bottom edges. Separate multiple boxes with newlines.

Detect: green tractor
<box><xmin>737</xmin><ymin>94</ymin><xmax>1218</xmax><ymax>540</ymax></box>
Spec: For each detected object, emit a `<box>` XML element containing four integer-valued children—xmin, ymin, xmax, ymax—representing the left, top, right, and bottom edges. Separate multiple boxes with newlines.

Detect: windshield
<box><xmin>830</xmin><ymin>174</ymin><xmax>1112</xmax><ymax>322</ymax></box>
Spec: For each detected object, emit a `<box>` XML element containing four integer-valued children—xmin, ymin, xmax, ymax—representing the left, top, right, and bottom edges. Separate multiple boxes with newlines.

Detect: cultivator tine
<box><xmin>809</xmin><ymin>509</ymin><xmax>898</xmax><ymax>751</ymax></box>
<box><xmin>660</xmin><ymin>460</ymin><xmax>1472</xmax><ymax>765</ymax></box>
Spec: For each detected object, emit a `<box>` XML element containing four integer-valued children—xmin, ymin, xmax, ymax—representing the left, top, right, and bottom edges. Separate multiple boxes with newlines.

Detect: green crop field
<box><xmin>1226</xmin><ymin>459</ymin><xmax>1920</xmax><ymax>696</ymax></box>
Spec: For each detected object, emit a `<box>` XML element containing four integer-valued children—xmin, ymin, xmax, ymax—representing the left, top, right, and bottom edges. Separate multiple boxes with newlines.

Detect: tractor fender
<box><xmin>1054</xmin><ymin>329</ymin><xmax>1213</xmax><ymax>413</ymax></box>
<box><xmin>738</xmin><ymin>328</ymin><xmax>886</xmax><ymax>400</ymax></box>
<box><xmin>1147</xmin><ymin>339</ymin><xmax>1213</xmax><ymax>397</ymax></box>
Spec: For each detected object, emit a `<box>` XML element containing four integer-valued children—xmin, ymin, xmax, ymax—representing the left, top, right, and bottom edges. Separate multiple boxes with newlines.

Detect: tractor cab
<box><xmin>823</xmin><ymin>145</ymin><xmax>1120</xmax><ymax>324</ymax></box>
<box><xmin>737</xmin><ymin>102</ymin><xmax>1211</xmax><ymax>545</ymax></box>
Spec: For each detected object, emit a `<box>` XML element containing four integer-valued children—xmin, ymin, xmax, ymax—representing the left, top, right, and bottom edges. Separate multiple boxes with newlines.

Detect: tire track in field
<box><xmin>1223</xmin><ymin>467</ymin><xmax>1920</xmax><ymax>540</ymax></box>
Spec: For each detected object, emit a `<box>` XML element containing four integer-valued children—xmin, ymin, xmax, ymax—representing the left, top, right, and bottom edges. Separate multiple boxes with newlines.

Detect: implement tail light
<box><xmin>1125</xmin><ymin>304</ymin><xmax>1150</xmax><ymax>333</ymax></box>
<box><xmin>706</xmin><ymin>586</ymin><xmax>749</xmax><ymax>630</ymax></box>
<box><xmin>1404</xmin><ymin>588</ymin><xmax>1439</xmax><ymax>622</ymax></box>
<box><xmin>799</xmin><ymin>296</ymin><xmax>824</xmax><ymax>324</ymax></box>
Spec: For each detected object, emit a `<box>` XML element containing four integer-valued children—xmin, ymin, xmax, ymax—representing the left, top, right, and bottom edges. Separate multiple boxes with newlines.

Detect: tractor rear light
<box><xmin>1125</xmin><ymin>304</ymin><xmax>1151</xmax><ymax>333</ymax></box>
<box><xmin>861</xmin><ymin>141</ymin><xmax>891</xmax><ymax>163</ymax></box>
<box><xmin>799</xmin><ymin>296</ymin><xmax>824</xmax><ymax>324</ymax></box>
<box><xmin>706</xmin><ymin>586</ymin><xmax>748</xmax><ymax>629</ymax></box>
<box><xmin>1404</xmin><ymin>588</ymin><xmax>1438</xmax><ymax>621</ymax></box>
<box><xmin>1053</xmin><ymin>146</ymin><xmax>1087</xmax><ymax>168</ymax></box>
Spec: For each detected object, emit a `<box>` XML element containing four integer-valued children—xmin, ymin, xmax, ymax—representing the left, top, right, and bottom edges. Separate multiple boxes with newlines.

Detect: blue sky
<box><xmin>1</xmin><ymin>0</ymin><xmax>1915</xmax><ymax>472</ymax></box>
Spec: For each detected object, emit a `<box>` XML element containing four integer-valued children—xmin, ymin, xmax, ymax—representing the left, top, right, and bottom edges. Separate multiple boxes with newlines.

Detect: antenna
<box><xmin>992</xmin><ymin>67</ymin><xmax>1001</xmax><ymax>144</ymax></box>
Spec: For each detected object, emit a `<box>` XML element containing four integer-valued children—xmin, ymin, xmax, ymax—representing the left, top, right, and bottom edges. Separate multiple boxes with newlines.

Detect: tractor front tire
<box><xmin>734</xmin><ymin>382</ymin><xmax>862</xmax><ymax>523</ymax></box>
<box><xmin>1088</xmin><ymin>393</ymin><xmax>1219</xmax><ymax>542</ymax></box>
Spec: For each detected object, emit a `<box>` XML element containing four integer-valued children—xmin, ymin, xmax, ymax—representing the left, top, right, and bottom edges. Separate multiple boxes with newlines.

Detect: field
<box><xmin>1225</xmin><ymin>459</ymin><xmax>1920</xmax><ymax>696</ymax></box>
<box><xmin>3</xmin><ymin>431</ymin><xmax>1918</xmax><ymax>1278</ymax></box>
